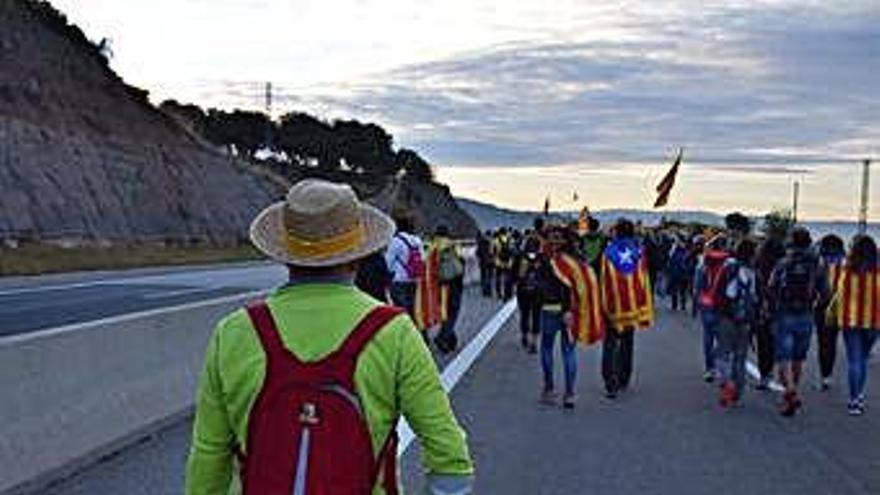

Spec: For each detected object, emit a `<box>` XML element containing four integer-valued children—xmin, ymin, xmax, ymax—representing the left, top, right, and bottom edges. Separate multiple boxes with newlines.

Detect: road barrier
<box><xmin>0</xmin><ymin>252</ymin><xmax>479</xmax><ymax>494</ymax></box>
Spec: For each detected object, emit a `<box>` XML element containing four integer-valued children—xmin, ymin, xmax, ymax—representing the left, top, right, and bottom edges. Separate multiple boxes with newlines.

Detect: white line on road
<box><xmin>0</xmin><ymin>280</ymin><xmax>113</xmax><ymax>297</ymax></box>
<box><xmin>141</xmin><ymin>286</ymin><xmax>218</xmax><ymax>300</ymax></box>
<box><xmin>0</xmin><ymin>290</ymin><xmax>268</xmax><ymax>348</ymax></box>
<box><xmin>397</xmin><ymin>299</ymin><xmax>518</xmax><ymax>457</ymax></box>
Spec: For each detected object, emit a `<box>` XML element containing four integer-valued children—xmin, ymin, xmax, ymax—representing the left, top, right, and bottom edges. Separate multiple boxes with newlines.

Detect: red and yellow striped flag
<box><xmin>834</xmin><ymin>267</ymin><xmax>880</xmax><ymax>330</ymax></box>
<box><xmin>414</xmin><ymin>247</ymin><xmax>441</xmax><ymax>331</ymax></box>
<box><xmin>600</xmin><ymin>241</ymin><xmax>654</xmax><ymax>330</ymax></box>
<box><xmin>550</xmin><ymin>253</ymin><xmax>604</xmax><ymax>345</ymax></box>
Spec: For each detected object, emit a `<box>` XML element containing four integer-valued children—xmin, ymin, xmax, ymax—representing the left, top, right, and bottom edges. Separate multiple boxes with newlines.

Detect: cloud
<box><xmin>275</xmin><ymin>1</ymin><xmax>879</xmax><ymax>172</ymax></box>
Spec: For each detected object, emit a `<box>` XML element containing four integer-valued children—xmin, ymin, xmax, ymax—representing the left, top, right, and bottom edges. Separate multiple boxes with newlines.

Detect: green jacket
<box><xmin>185</xmin><ymin>282</ymin><xmax>474</xmax><ymax>494</ymax></box>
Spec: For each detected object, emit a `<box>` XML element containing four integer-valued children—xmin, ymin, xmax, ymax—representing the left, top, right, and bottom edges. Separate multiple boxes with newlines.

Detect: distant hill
<box><xmin>456</xmin><ymin>197</ymin><xmax>880</xmax><ymax>240</ymax></box>
<box><xmin>457</xmin><ymin>197</ymin><xmax>724</xmax><ymax>231</ymax></box>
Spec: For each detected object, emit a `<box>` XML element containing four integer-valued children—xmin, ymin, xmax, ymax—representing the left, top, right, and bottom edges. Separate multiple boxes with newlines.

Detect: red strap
<box><xmin>336</xmin><ymin>306</ymin><xmax>404</xmax><ymax>361</ymax></box>
<box><xmin>245</xmin><ymin>301</ymin><xmax>300</xmax><ymax>367</ymax></box>
<box><xmin>371</xmin><ymin>421</ymin><xmax>400</xmax><ymax>495</ymax></box>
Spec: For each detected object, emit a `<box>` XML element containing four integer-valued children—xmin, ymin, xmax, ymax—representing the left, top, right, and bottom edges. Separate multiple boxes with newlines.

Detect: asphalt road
<box><xmin>33</xmin><ymin>293</ymin><xmax>880</xmax><ymax>494</ymax></box>
<box><xmin>0</xmin><ymin>263</ymin><xmax>286</xmax><ymax>336</ymax></box>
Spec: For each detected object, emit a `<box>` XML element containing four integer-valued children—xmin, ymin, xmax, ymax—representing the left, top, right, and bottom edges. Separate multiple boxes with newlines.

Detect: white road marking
<box><xmin>141</xmin><ymin>287</ymin><xmax>218</xmax><ymax>300</ymax></box>
<box><xmin>397</xmin><ymin>299</ymin><xmax>518</xmax><ymax>457</ymax></box>
<box><xmin>0</xmin><ymin>290</ymin><xmax>268</xmax><ymax>348</ymax></box>
<box><xmin>0</xmin><ymin>281</ymin><xmax>112</xmax><ymax>297</ymax></box>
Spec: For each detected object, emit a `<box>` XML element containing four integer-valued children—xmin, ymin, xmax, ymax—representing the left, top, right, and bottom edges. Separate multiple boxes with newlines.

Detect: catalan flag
<box><xmin>600</xmin><ymin>238</ymin><xmax>654</xmax><ymax>330</ymax></box>
<box><xmin>654</xmin><ymin>148</ymin><xmax>683</xmax><ymax>208</ymax></box>
<box><xmin>830</xmin><ymin>266</ymin><xmax>880</xmax><ymax>330</ymax></box>
<box><xmin>414</xmin><ymin>245</ymin><xmax>442</xmax><ymax>331</ymax></box>
<box><xmin>550</xmin><ymin>253</ymin><xmax>605</xmax><ymax>345</ymax></box>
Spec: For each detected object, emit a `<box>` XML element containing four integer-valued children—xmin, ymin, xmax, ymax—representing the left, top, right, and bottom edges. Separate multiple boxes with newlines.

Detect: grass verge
<box><xmin>0</xmin><ymin>244</ymin><xmax>262</xmax><ymax>277</ymax></box>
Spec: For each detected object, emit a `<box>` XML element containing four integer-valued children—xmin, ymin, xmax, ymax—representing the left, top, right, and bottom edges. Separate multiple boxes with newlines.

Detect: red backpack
<box><xmin>397</xmin><ymin>234</ymin><xmax>425</xmax><ymax>279</ymax></box>
<box><xmin>698</xmin><ymin>251</ymin><xmax>730</xmax><ymax>310</ymax></box>
<box><xmin>240</xmin><ymin>302</ymin><xmax>403</xmax><ymax>495</ymax></box>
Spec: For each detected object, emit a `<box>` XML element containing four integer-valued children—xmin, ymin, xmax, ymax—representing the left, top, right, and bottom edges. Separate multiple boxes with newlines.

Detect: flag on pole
<box><xmin>573</xmin><ymin>191</ymin><xmax>579</xmax><ymax>202</ymax></box>
<box><xmin>543</xmin><ymin>196</ymin><xmax>551</xmax><ymax>216</ymax></box>
<box><xmin>654</xmin><ymin>148</ymin><xmax>683</xmax><ymax>208</ymax></box>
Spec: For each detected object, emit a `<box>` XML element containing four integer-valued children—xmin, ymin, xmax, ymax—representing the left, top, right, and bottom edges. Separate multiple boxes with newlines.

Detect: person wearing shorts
<box><xmin>768</xmin><ymin>228</ymin><xmax>829</xmax><ymax>417</ymax></box>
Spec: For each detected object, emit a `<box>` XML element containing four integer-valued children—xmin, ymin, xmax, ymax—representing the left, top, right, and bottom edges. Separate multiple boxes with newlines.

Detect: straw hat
<box><xmin>249</xmin><ymin>179</ymin><xmax>396</xmax><ymax>267</ymax></box>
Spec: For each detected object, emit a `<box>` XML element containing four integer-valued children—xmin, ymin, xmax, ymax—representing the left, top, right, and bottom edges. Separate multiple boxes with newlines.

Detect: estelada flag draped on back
<box><xmin>654</xmin><ymin>148</ymin><xmax>683</xmax><ymax>208</ymax></box>
<box><xmin>414</xmin><ymin>245</ymin><xmax>442</xmax><ymax>331</ymax></box>
<box><xmin>831</xmin><ymin>266</ymin><xmax>880</xmax><ymax>330</ymax></box>
<box><xmin>600</xmin><ymin>238</ymin><xmax>655</xmax><ymax>330</ymax></box>
<box><xmin>550</xmin><ymin>253</ymin><xmax>604</xmax><ymax>345</ymax></box>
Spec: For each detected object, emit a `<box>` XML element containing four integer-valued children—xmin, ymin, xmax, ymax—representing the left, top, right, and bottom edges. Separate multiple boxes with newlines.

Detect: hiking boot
<box><xmin>540</xmin><ymin>389</ymin><xmax>558</xmax><ymax>405</ymax></box>
<box><xmin>780</xmin><ymin>391</ymin><xmax>799</xmax><ymax>417</ymax></box>
<box><xmin>562</xmin><ymin>393</ymin><xmax>576</xmax><ymax>409</ymax></box>
<box><xmin>719</xmin><ymin>382</ymin><xmax>737</xmax><ymax>408</ymax></box>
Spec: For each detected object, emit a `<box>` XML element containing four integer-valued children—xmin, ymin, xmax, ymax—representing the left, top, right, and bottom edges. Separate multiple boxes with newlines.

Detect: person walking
<box><xmin>714</xmin><ymin>239</ymin><xmax>758</xmax><ymax>407</ymax></box>
<box><xmin>355</xmin><ymin>251</ymin><xmax>393</xmax><ymax>302</ymax></box>
<box><xmin>385</xmin><ymin>216</ymin><xmax>425</xmax><ymax>319</ymax></box>
<box><xmin>768</xmin><ymin>227</ymin><xmax>829</xmax><ymax>417</ymax></box>
<box><xmin>600</xmin><ymin>219</ymin><xmax>655</xmax><ymax>398</ymax></box>
<box><xmin>514</xmin><ymin>232</ymin><xmax>543</xmax><ymax>353</ymax></box>
<box><xmin>827</xmin><ymin>235</ymin><xmax>879</xmax><ymax>416</ymax></box>
<box><xmin>432</xmin><ymin>225</ymin><xmax>466</xmax><ymax>354</ymax></box>
<box><xmin>477</xmin><ymin>230</ymin><xmax>494</xmax><ymax>297</ymax></box>
<box><xmin>666</xmin><ymin>237</ymin><xmax>691</xmax><ymax>312</ymax></box>
<box><xmin>815</xmin><ymin>234</ymin><xmax>846</xmax><ymax>390</ymax></box>
<box><xmin>753</xmin><ymin>236</ymin><xmax>786</xmax><ymax>390</ymax></box>
<box><xmin>185</xmin><ymin>179</ymin><xmax>473</xmax><ymax>495</ymax></box>
<box><xmin>693</xmin><ymin>235</ymin><xmax>730</xmax><ymax>382</ymax></box>
<box><xmin>494</xmin><ymin>228</ymin><xmax>515</xmax><ymax>300</ymax></box>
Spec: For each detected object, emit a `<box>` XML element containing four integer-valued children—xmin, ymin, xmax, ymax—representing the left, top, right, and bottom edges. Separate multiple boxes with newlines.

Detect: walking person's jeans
<box><xmin>843</xmin><ymin>329</ymin><xmax>878</xmax><ymax>401</ymax></box>
<box><xmin>540</xmin><ymin>310</ymin><xmax>577</xmax><ymax>396</ymax></box>
<box><xmin>716</xmin><ymin>318</ymin><xmax>750</xmax><ymax>394</ymax></box>
<box><xmin>700</xmin><ymin>309</ymin><xmax>721</xmax><ymax>373</ymax></box>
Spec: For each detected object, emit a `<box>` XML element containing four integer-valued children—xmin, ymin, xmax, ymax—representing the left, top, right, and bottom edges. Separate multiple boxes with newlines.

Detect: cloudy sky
<box><xmin>54</xmin><ymin>0</ymin><xmax>879</xmax><ymax>220</ymax></box>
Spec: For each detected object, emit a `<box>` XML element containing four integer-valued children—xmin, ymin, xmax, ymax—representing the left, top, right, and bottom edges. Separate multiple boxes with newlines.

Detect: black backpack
<box><xmin>778</xmin><ymin>253</ymin><xmax>817</xmax><ymax>313</ymax></box>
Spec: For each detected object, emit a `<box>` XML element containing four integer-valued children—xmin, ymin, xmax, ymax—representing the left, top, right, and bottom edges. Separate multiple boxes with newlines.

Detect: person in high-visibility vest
<box><xmin>827</xmin><ymin>235</ymin><xmax>879</xmax><ymax>416</ymax></box>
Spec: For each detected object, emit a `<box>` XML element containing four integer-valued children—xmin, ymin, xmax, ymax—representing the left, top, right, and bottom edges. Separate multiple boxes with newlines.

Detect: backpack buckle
<box><xmin>299</xmin><ymin>403</ymin><xmax>320</xmax><ymax>425</ymax></box>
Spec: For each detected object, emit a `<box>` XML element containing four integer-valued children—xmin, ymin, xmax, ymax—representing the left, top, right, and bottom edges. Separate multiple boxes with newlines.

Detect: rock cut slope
<box><xmin>0</xmin><ymin>0</ymin><xmax>277</xmax><ymax>244</ymax></box>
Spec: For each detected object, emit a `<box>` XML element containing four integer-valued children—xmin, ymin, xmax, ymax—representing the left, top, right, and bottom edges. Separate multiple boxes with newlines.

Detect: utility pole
<box><xmin>792</xmin><ymin>180</ymin><xmax>800</xmax><ymax>224</ymax></box>
<box><xmin>263</xmin><ymin>82</ymin><xmax>273</xmax><ymax>151</ymax></box>
<box><xmin>859</xmin><ymin>159</ymin><xmax>871</xmax><ymax>235</ymax></box>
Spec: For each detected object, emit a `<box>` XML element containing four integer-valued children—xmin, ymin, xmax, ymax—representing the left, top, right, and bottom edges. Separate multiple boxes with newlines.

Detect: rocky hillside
<box><xmin>0</xmin><ymin>1</ymin><xmax>477</xmax><ymax>246</ymax></box>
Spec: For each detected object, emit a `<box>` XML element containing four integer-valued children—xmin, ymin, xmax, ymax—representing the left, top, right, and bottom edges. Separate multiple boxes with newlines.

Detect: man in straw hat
<box><xmin>186</xmin><ymin>179</ymin><xmax>474</xmax><ymax>494</ymax></box>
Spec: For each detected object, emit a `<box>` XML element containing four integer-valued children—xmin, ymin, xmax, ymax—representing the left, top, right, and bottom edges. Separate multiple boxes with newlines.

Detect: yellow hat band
<box><xmin>284</xmin><ymin>221</ymin><xmax>366</xmax><ymax>259</ymax></box>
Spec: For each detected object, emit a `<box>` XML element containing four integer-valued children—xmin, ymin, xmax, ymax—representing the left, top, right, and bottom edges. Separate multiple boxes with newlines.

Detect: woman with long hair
<box><xmin>829</xmin><ymin>235</ymin><xmax>879</xmax><ymax>416</ymax></box>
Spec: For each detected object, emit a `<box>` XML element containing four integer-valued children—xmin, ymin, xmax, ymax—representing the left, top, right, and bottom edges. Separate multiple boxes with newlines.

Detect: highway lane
<box><xmin>33</xmin><ymin>296</ymin><xmax>880</xmax><ymax>495</ymax></box>
<box><xmin>0</xmin><ymin>263</ymin><xmax>287</xmax><ymax>336</ymax></box>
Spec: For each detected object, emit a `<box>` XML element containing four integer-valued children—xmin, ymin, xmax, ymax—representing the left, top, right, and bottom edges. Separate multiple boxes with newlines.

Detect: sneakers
<box><xmin>818</xmin><ymin>377</ymin><xmax>832</xmax><ymax>392</ymax></box>
<box><xmin>780</xmin><ymin>391</ymin><xmax>801</xmax><ymax>417</ymax></box>
<box><xmin>848</xmin><ymin>401</ymin><xmax>864</xmax><ymax>416</ymax></box>
<box><xmin>604</xmin><ymin>388</ymin><xmax>618</xmax><ymax>400</ymax></box>
<box><xmin>719</xmin><ymin>382</ymin><xmax>738</xmax><ymax>408</ymax></box>
<box><xmin>703</xmin><ymin>370</ymin><xmax>716</xmax><ymax>383</ymax></box>
<box><xmin>562</xmin><ymin>393</ymin><xmax>576</xmax><ymax>409</ymax></box>
<box><xmin>540</xmin><ymin>389</ymin><xmax>558</xmax><ymax>405</ymax></box>
<box><xmin>755</xmin><ymin>377</ymin><xmax>771</xmax><ymax>391</ymax></box>
<box><xmin>527</xmin><ymin>343</ymin><xmax>538</xmax><ymax>355</ymax></box>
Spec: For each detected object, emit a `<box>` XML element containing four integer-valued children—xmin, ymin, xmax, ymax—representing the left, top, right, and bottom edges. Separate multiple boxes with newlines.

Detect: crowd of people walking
<box><xmin>477</xmin><ymin>215</ymin><xmax>879</xmax><ymax>417</ymax></box>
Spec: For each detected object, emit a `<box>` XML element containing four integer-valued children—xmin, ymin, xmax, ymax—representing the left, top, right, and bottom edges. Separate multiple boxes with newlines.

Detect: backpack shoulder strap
<box><xmin>245</xmin><ymin>300</ymin><xmax>301</xmax><ymax>369</ymax></box>
<box><xmin>338</xmin><ymin>305</ymin><xmax>404</xmax><ymax>360</ymax></box>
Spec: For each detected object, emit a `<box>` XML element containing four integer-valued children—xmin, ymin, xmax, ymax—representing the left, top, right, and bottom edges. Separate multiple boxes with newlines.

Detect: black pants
<box><xmin>437</xmin><ymin>278</ymin><xmax>464</xmax><ymax>350</ymax></box>
<box><xmin>815</xmin><ymin>309</ymin><xmax>839</xmax><ymax>379</ymax></box>
<box><xmin>754</xmin><ymin>318</ymin><xmax>775</xmax><ymax>380</ymax></box>
<box><xmin>602</xmin><ymin>326</ymin><xmax>635</xmax><ymax>393</ymax></box>
<box><xmin>480</xmin><ymin>264</ymin><xmax>494</xmax><ymax>297</ymax></box>
<box><xmin>517</xmin><ymin>290</ymin><xmax>541</xmax><ymax>341</ymax></box>
<box><xmin>495</xmin><ymin>268</ymin><xmax>513</xmax><ymax>300</ymax></box>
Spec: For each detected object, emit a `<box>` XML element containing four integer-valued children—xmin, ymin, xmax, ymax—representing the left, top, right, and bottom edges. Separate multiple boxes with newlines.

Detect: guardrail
<box><xmin>0</xmin><ymin>254</ymin><xmax>479</xmax><ymax>494</ymax></box>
